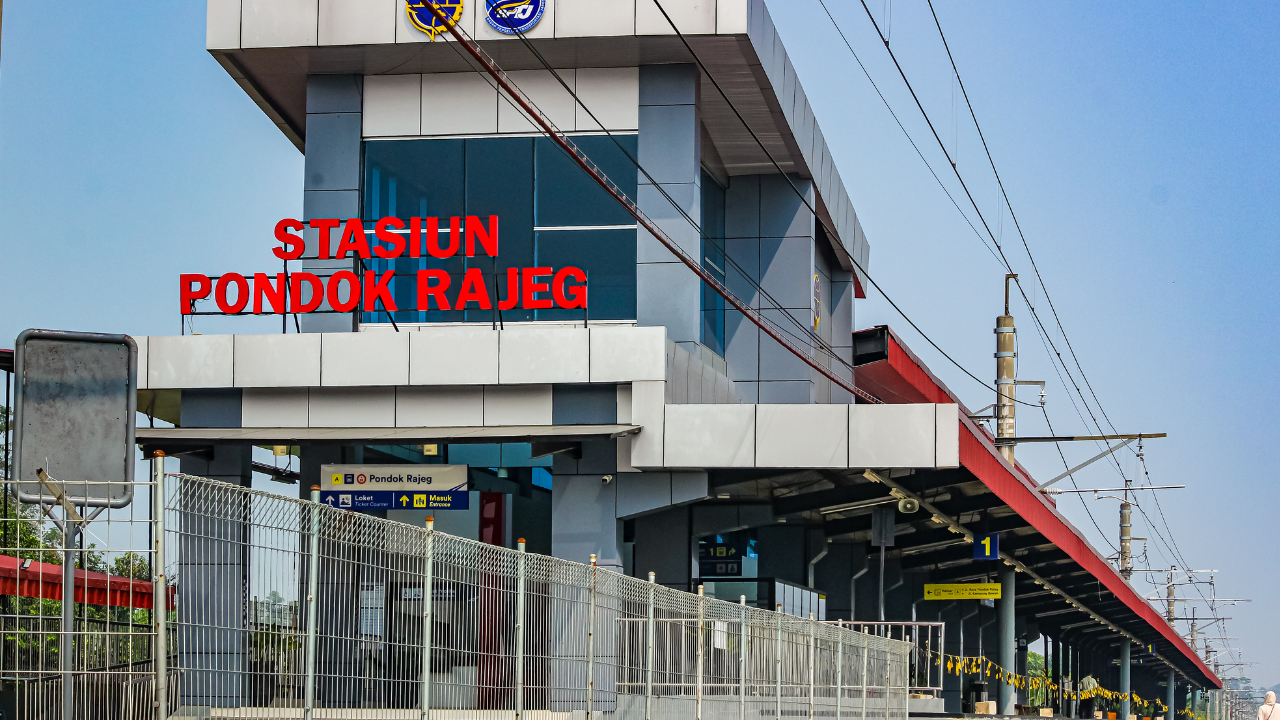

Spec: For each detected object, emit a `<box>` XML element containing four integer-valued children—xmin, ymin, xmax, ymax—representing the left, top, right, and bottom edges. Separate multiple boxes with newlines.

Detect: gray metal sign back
<box><xmin>12</xmin><ymin>330</ymin><xmax>137</xmax><ymax>507</ymax></box>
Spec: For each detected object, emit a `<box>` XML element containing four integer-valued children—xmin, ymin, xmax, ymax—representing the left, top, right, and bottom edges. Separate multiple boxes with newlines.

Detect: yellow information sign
<box><xmin>923</xmin><ymin>583</ymin><xmax>1002</xmax><ymax>600</ymax></box>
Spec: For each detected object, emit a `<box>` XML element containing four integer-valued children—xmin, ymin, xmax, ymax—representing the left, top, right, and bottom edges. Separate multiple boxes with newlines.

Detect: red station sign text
<box><xmin>180</xmin><ymin>216</ymin><xmax>587</xmax><ymax>315</ymax></box>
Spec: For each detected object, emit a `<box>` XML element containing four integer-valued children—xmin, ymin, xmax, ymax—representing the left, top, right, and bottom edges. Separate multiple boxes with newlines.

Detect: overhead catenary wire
<box><xmin>642</xmin><ymin>0</ymin><xmax>1044</xmax><ymax>407</ymax></box>
<box><xmin>430</xmin><ymin>0</ymin><xmax>1041</xmax><ymax>408</ymax></box>
<box><xmin>416</xmin><ymin>0</ymin><xmax>882</xmax><ymax>402</ymax></box>
<box><xmin>828</xmin><ymin>1</ymin><xmax>1229</xmax><ymax>661</ymax></box>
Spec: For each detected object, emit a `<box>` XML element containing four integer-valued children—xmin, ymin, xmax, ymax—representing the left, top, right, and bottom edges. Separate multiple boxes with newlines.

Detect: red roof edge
<box><xmin>855</xmin><ymin>326</ymin><xmax>1221</xmax><ymax>689</ymax></box>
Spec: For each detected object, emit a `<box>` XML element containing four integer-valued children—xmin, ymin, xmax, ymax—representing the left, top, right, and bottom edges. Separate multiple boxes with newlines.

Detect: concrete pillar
<box><xmin>999</xmin><ymin>568</ymin><xmax>1016</xmax><ymax>715</ymax></box>
<box><xmin>552</xmin><ymin>474</ymin><xmax>623</xmax><ymax>572</ymax></box>
<box><xmin>1120</xmin><ymin>641</ymin><xmax>1131</xmax><ymax>720</ymax></box>
<box><xmin>178</xmin><ymin>444</ymin><xmax>251</xmax><ymax>707</ymax></box>
<box><xmin>1166</xmin><ymin>671</ymin><xmax>1176</xmax><ymax>720</ymax></box>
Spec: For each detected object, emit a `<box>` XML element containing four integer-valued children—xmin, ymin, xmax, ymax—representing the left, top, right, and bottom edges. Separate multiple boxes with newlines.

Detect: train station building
<box><xmin>124</xmin><ymin>0</ymin><xmax>1220</xmax><ymax>714</ymax></box>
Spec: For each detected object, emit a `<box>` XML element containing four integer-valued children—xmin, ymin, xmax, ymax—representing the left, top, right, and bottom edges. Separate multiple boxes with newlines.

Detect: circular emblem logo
<box><xmin>357</xmin><ymin>474</ymin><xmax>367</xmax><ymax>485</ymax></box>
<box><xmin>407</xmin><ymin>0</ymin><xmax>465</xmax><ymax>40</ymax></box>
<box><xmin>485</xmin><ymin>0</ymin><xmax>545</xmax><ymax>35</ymax></box>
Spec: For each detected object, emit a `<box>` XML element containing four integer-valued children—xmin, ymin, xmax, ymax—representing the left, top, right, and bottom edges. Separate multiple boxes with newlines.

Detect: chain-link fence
<box><xmin>164</xmin><ymin>472</ymin><xmax>910</xmax><ymax>720</ymax></box>
<box><xmin>0</xmin><ymin>470</ymin><xmax>169</xmax><ymax>720</ymax></box>
<box><xmin>0</xmin><ymin>470</ymin><xmax>910</xmax><ymax>719</ymax></box>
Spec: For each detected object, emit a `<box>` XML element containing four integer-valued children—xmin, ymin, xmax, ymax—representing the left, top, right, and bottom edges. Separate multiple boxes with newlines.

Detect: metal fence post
<box><xmin>153</xmin><ymin>453</ymin><xmax>168</xmax><ymax>720</ymax></box>
<box><xmin>645</xmin><ymin>572</ymin><xmax>656</xmax><ymax>720</ymax></box>
<box><xmin>776</xmin><ymin>604</ymin><xmax>783</xmax><ymax>720</ymax></box>
<box><xmin>420</xmin><ymin>516</ymin><xmax>436</xmax><ymax>720</ymax></box>
<box><xmin>861</xmin><ymin>637</ymin><xmax>870</xmax><ymax>720</ymax></box>
<box><xmin>515</xmin><ymin>539</ymin><xmax>526</xmax><ymax>720</ymax></box>
<box><xmin>836</xmin><ymin>621</ymin><xmax>844</xmax><ymax>720</ymax></box>
<box><xmin>587</xmin><ymin>554</ymin><xmax>597</xmax><ymax>720</ymax></box>
<box><xmin>808</xmin><ymin>613</ymin><xmax>816</xmax><ymax>720</ymax></box>
<box><xmin>304</xmin><ymin>485</ymin><xmax>321</xmax><ymax>720</ymax></box>
<box><xmin>696</xmin><ymin>585</ymin><xmax>705</xmax><ymax>720</ymax></box>
<box><xmin>740</xmin><ymin>596</ymin><xmax>747</xmax><ymax>720</ymax></box>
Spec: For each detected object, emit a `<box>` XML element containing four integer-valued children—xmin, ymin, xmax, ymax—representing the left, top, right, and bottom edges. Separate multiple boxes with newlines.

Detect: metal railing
<box><xmin>163</xmin><ymin>473</ymin><xmax>912</xmax><ymax>719</ymax></box>
<box><xmin>828</xmin><ymin>621</ymin><xmax>945</xmax><ymax>695</ymax></box>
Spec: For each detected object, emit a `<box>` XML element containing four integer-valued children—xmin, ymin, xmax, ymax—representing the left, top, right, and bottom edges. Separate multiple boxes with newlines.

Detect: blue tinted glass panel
<box><xmin>535</xmin><ymin>229</ymin><xmax>637</xmax><ymax>321</ymax></box>
<box><xmin>364</xmin><ymin>139</ymin><xmax>468</xmax><ymax>322</ymax></box>
<box><xmin>465</xmin><ymin>137</ymin><xmax>534</xmax><ymax>321</ymax></box>
<box><xmin>700</xmin><ymin>170</ymin><xmax>726</xmax><ymax>355</ymax></box>
<box><xmin>534</xmin><ymin>135</ymin><xmax>638</xmax><ymax>228</ymax></box>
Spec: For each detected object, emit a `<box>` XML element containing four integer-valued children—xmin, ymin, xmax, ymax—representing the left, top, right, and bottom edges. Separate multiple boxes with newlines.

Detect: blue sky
<box><xmin>1</xmin><ymin>0</ymin><xmax>1275</xmax><ymax>688</ymax></box>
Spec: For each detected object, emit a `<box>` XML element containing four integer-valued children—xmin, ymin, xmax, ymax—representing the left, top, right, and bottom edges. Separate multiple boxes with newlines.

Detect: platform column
<box><xmin>1166</xmin><ymin>670</ymin><xmax>1176</xmax><ymax>720</ymax></box>
<box><xmin>999</xmin><ymin>569</ymin><xmax>1016</xmax><ymax>716</ymax></box>
<box><xmin>1119</xmin><ymin>641</ymin><xmax>1131</xmax><ymax>720</ymax></box>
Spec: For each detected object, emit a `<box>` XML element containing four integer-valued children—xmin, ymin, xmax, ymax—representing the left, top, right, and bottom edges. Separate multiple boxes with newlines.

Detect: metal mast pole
<box><xmin>1166</xmin><ymin>567</ymin><xmax>1177</xmax><ymax>622</ymax></box>
<box><xmin>996</xmin><ymin>274</ymin><xmax>1019</xmax><ymax>464</ymax></box>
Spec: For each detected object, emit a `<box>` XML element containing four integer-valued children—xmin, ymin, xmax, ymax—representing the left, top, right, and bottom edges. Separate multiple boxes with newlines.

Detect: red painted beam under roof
<box><xmin>853</xmin><ymin>325</ymin><xmax>1220</xmax><ymax>689</ymax></box>
<box><xmin>0</xmin><ymin>555</ymin><xmax>173</xmax><ymax>611</ymax></box>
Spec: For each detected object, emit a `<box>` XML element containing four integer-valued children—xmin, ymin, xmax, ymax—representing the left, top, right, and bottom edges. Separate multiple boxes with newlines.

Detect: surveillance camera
<box><xmin>601</xmin><ymin>475</ymin><xmax>614</xmax><ymax>485</ymax></box>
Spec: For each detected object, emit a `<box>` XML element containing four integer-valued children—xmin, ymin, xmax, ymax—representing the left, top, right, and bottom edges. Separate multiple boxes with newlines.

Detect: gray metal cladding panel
<box><xmin>638</xmin><ymin>63</ymin><xmax>698</xmax><ymax>106</ymax></box>
<box><xmin>638</xmin><ymin>104</ymin><xmax>700</xmax><ymax>185</ymax></box>
<box><xmin>304</xmin><ymin>112</ymin><xmax>362</xmax><ymax>191</ymax></box>
<box><xmin>306</xmin><ymin>74</ymin><xmax>363</xmax><ymax>114</ymax></box>
<box><xmin>180</xmin><ymin>388</ymin><xmax>243</xmax><ymax>429</ymax></box>
<box><xmin>552</xmin><ymin>384</ymin><xmax>618</xmax><ymax>425</ymax></box>
<box><xmin>303</xmin><ymin>189</ymin><xmax>360</xmax><ymax>220</ymax></box>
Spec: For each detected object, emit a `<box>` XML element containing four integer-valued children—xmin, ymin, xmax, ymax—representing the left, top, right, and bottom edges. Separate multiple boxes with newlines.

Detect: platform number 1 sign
<box><xmin>974</xmin><ymin>534</ymin><xmax>999</xmax><ymax>560</ymax></box>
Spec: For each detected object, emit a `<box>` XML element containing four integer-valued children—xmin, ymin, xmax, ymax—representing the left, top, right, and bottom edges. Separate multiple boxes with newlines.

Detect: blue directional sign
<box><xmin>973</xmin><ymin>533</ymin><xmax>1000</xmax><ymax>560</ymax></box>
<box><xmin>320</xmin><ymin>490</ymin><xmax>469</xmax><ymax>511</ymax></box>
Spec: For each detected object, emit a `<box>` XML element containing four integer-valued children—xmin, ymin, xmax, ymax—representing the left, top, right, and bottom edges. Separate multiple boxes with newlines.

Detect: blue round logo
<box><xmin>485</xmin><ymin>0</ymin><xmax>545</xmax><ymax>35</ymax></box>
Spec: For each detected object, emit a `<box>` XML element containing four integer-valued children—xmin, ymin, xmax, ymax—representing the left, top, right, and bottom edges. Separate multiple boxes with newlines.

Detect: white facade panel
<box><xmin>135</xmin><ymin>335</ymin><xmax>149</xmax><ymax>390</ymax></box>
<box><xmin>363</xmin><ymin>74</ymin><xmax>422</xmax><ymax>137</ymax></box>
<box><xmin>554</xmin><ymin>0</ymin><xmax>635</xmax><ymax>38</ymax></box>
<box><xmin>148</xmin><ymin>335</ymin><xmax>234</xmax><ymax>389</ymax></box>
<box><xmin>498</xmin><ymin>69</ymin><xmax>576</xmax><ymax>133</ymax></box>
<box><xmin>309</xmin><ymin>387</ymin><xmax>396</xmax><ymax>427</ymax></box>
<box><xmin>409</xmin><ymin>326</ymin><xmax>499</xmax><ymax>385</ymax></box>
<box><xmin>575</xmin><ymin>67</ymin><xmax>639</xmax><ymax>131</ymax></box>
<box><xmin>848</xmin><ymin>403</ymin><xmax>936</xmax><ymax>468</ymax></box>
<box><xmin>241</xmin><ymin>0</ymin><xmax>318</xmax><ymax>48</ymax></box>
<box><xmin>935</xmin><ymin>404</ymin><xmax>960</xmax><ymax>468</ymax></box>
<box><xmin>629</xmin><ymin>380</ymin><xmax>665</xmax><ymax>467</ymax></box>
<box><xmin>755</xmin><ymin>404</ymin><xmax>848</xmax><ymax>468</ymax></box>
<box><xmin>717</xmin><ymin>0</ymin><xmax>749</xmax><ymax>34</ymax></box>
<box><xmin>483</xmin><ymin>385</ymin><xmax>553</xmax><ymax>426</ymax></box>
<box><xmin>322</xmin><ymin>331</ymin><xmax>409</xmax><ymax>386</ymax></box>
<box><xmin>242</xmin><ymin>388</ymin><xmax>310</xmax><ymax>428</ymax></box>
<box><xmin>396</xmin><ymin>386</ymin><xmax>484</xmax><ymax>427</ymax></box>
<box><xmin>498</xmin><ymin>326</ymin><xmax>589</xmax><ymax>384</ymax></box>
<box><xmin>590</xmin><ymin>325</ymin><xmax>665</xmax><ymax>382</ymax></box>
<box><xmin>663</xmin><ymin>405</ymin><xmax>755</xmax><ymax>468</ymax></box>
<box><xmin>421</xmin><ymin>72</ymin><xmax>498</xmax><ymax>135</ymax></box>
<box><xmin>234</xmin><ymin>334</ymin><xmax>322</xmax><ymax>388</ymax></box>
<box><xmin>207</xmin><ymin>0</ymin><xmax>242</xmax><ymax>49</ymax></box>
<box><xmin>636</xmin><ymin>0</ymin><xmax>715</xmax><ymax>35</ymax></box>
<box><xmin>319</xmin><ymin>0</ymin><xmax>396</xmax><ymax>46</ymax></box>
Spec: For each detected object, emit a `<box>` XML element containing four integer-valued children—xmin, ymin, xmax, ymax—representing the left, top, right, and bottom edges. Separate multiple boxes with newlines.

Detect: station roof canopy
<box><xmin>710</xmin><ymin>325</ymin><xmax>1220</xmax><ymax>690</ymax></box>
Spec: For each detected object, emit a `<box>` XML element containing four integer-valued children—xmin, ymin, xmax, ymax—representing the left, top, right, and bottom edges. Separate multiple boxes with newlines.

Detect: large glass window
<box><xmin>361</xmin><ymin>135</ymin><xmax>638</xmax><ymax>323</ymax></box>
<box><xmin>700</xmin><ymin>169</ymin><xmax>727</xmax><ymax>356</ymax></box>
